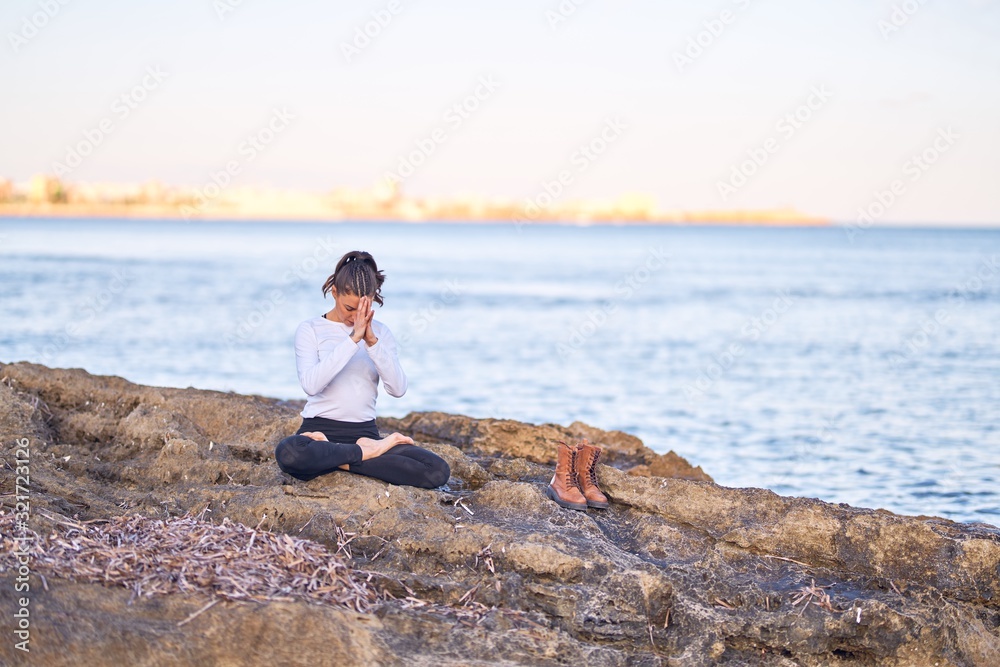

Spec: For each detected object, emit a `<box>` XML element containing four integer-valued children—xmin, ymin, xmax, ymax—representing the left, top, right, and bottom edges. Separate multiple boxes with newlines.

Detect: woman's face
<box><xmin>330</xmin><ymin>288</ymin><xmax>362</xmax><ymax>326</ymax></box>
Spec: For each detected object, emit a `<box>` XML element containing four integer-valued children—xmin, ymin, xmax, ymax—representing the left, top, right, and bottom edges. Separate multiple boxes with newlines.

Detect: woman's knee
<box><xmin>274</xmin><ymin>435</ymin><xmax>295</xmax><ymax>468</ymax></box>
<box><xmin>274</xmin><ymin>434</ymin><xmax>314</xmax><ymax>477</ymax></box>
<box><xmin>423</xmin><ymin>457</ymin><xmax>451</xmax><ymax>489</ymax></box>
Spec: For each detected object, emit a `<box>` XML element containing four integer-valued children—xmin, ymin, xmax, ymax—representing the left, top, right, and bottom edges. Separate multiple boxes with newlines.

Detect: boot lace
<box><xmin>564</xmin><ymin>447</ymin><xmax>581</xmax><ymax>488</ymax></box>
<box><xmin>586</xmin><ymin>449</ymin><xmax>601</xmax><ymax>486</ymax></box>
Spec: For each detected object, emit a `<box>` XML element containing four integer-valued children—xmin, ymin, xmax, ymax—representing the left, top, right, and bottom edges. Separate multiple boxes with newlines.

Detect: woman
<box><xmin>274</xmin><ymin>250</ymin><xmax>450</xmax><ymax>489</ymax></box>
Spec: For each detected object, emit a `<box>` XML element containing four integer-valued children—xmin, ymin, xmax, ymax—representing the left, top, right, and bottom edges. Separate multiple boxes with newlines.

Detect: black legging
<box><xmin>274</xmin><ymin>417</ymin><xmax>450</xmax><ymax>489</ymax></box>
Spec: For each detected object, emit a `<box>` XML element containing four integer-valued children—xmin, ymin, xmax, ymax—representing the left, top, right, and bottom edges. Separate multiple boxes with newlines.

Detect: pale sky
<box><xmin>2</xmin><ymin>0</ymin><xmax>998</xmax><ymax>224</ymax></box>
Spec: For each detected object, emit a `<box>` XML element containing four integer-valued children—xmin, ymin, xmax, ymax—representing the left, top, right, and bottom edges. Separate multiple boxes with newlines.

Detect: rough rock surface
<box><xmin>0</xmin><ymin>361</ymin><xmax>998</xmax><ymax>666</ymax></box>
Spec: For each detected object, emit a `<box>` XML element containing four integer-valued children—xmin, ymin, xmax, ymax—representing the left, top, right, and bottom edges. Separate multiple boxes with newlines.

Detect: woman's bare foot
<box><xmin>333</xmin><ymin>432</ymin><xmax>414</xmax><ymax>470</ymax></box>
<box><xmin>299</xmin><ymin>431</ymin><xmax>414</xmax><ymax>469</ymax></box>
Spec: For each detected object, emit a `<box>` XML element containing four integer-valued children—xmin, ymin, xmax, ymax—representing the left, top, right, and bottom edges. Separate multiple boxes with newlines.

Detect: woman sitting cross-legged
<box><xmin>274</xmin><ymin>250</ymin><xmax>450</xmax><ymax>490</ymax></box>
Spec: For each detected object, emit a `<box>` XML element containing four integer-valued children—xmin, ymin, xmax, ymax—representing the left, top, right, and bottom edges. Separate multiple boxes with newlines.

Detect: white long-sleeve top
<box><xmin>294</xmin><ymin>315</ymin><xmax>407</xmax><ymax>421</ymax></box>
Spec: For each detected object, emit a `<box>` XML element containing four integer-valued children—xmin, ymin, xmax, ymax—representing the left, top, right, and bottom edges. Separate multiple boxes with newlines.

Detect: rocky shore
<box><xmin>1</xmin><ymin>361</ymin><xmax>997</xmax><ymax>666</ymax></box>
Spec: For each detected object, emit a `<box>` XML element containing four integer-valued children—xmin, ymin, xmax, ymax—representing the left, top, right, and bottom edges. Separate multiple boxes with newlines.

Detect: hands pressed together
<box><xmin>351</xmin><ymin>295</ymin><xmax>378</xmax><ymax>347</ymax></box>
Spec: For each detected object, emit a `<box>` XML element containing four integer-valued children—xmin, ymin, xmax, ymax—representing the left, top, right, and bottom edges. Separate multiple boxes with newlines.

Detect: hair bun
<box><xmin>321</xmin><ymin>250</ymin><xmax>386</xmax><ymax>306</ymax></box>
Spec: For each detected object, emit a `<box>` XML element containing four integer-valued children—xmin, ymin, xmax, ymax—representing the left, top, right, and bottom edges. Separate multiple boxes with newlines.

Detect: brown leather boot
<box><xmin>546</xmin><ymin>441</ymin><xmax>588</xmax><ymax>510</ymax></box>
<box><xmin>575</xmin><ymin>439</ymin><xmax>610</xmax><ymax>509</ymax></box>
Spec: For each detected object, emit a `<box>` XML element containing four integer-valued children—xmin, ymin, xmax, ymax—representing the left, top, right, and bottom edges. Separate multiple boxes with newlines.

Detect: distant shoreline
<box><xmin>4</xmin><ymin>212</ymin><xmax>1000</xmax><ymax>231</ymax></box>
<box><xmin>0</xmin><ymin>202</ymin><xmax>830</xmax><ymax>226</ymax></box>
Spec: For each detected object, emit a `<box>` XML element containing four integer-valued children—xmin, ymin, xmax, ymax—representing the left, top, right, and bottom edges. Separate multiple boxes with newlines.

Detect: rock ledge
<box><xmin>1</xmin><ymin>361</ymin><xmax>998</xmax><ymax>666</ymax></box>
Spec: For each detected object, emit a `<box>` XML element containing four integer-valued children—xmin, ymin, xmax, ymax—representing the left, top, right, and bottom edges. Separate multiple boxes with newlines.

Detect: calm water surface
<box><xmin>2</xmin><ymin>218</ymin><xmax>998</xmax><ymax>525</ymax></box>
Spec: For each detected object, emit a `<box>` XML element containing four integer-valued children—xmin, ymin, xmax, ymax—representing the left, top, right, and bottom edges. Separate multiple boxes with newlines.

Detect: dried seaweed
<box><xmin>0</xmin><ymin>510</ymin><xmax>542</xmax><ymax>630</ymax></box>
<box><xmin>0</xmin><ymin>510</ymin><xmax>376</xmax><ymax>612</ymax></box>
<box><xmin>789</xmin><ymin>578</ymin><xmax>838</xmax><ymax>614</ymax></box>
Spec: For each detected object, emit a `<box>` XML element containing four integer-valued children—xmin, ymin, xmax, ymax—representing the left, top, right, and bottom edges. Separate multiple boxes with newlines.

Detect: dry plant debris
<box><xmin>789</xmin><ymin>578</ymin><xmax>838</xmax><ymax>614</ymax></box>
<box><xmin>0</xmin><ymin>509</ymin><xmax>545</xmax><ymax>630</ymax></box>
<box><xmin>0</xmin><ymin>510</ymin><xmax>377</xmax><ymax>612</ymax></box>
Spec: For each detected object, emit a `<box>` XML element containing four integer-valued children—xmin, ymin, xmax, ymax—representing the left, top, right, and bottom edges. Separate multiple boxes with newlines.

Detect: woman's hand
<box><xmin>300</xmin><ymin>431</ymin><xmax>328</xmax><ymax>441</ymax></box>
<box><xmin>352</xmin><ymin>295</ymin><xmax>376</xmax><ymax>344</ymax></box>
<box><xmin>363</xmin><ymin>319</ymin><xmax>378</xmax><ymax>348</ymax></box>
<box><xmin>352</xmin><ymin>295</ymin><xmax>378</xmax><ymax>346</ymax></box>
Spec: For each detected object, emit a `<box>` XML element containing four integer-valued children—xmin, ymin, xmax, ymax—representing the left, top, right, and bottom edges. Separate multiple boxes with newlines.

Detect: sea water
<box><xmin>1</xmin><ymin>218</ymin><xmax>997</xmax><ymax>525</ymax></box>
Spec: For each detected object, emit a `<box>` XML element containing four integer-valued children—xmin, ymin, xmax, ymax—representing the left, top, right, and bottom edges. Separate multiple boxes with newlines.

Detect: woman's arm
<box><xmin>294</xmin><ymin>321</ymin><xmax>360</xmax><ymax>396</ymax></box>
<box><xmin>364</xmin><ymin>323</ymin><xmax>408</xmax><ymax>397</ymax></box>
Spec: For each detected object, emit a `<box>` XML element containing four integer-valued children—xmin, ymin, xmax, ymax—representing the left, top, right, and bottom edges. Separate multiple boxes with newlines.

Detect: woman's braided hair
<box><xmin>322</xmin><ymin>250</ymin><xmax>385</xmax><ymax>306</ymax></box>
